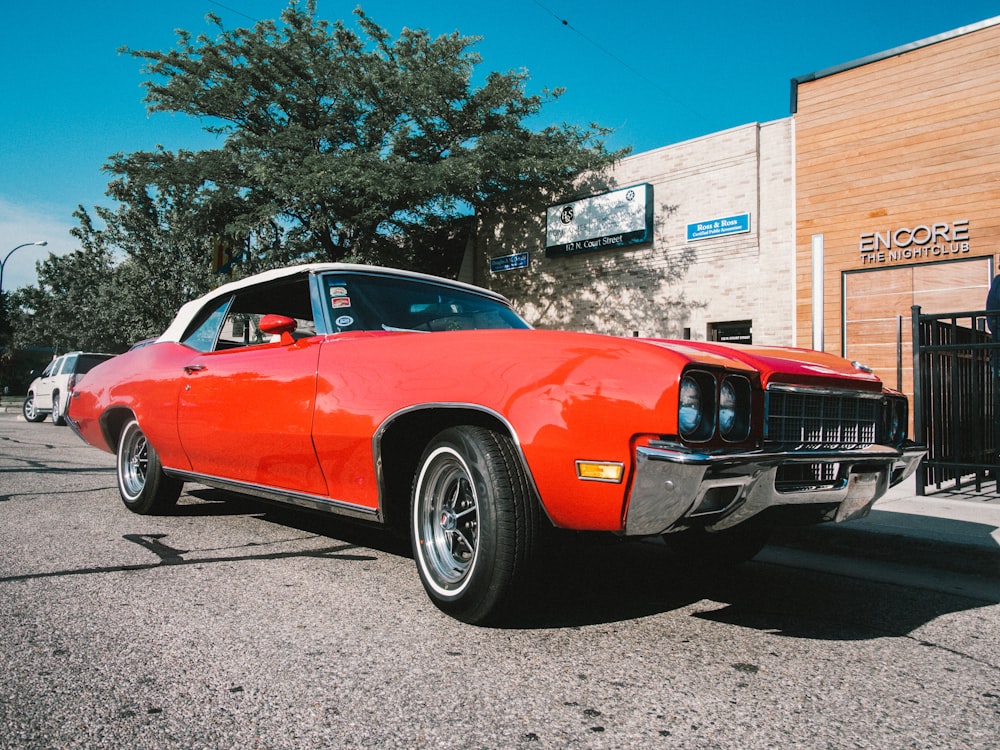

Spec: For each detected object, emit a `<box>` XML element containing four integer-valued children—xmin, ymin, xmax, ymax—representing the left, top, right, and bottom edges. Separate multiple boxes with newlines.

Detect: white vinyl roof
<box><xmin>157</xmin><ymin>263</ymin><xmax>511</xmax><ymax>343</ymax></box>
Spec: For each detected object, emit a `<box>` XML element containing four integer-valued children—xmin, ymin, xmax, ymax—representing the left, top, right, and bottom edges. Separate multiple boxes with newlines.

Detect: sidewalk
<box><xmin>768</xmin><ymin>474</ymin><xmax>1000</xmax><ymax>585</ymax></box>
<box><xmin>0</xmin><ymin>395</ymin><xmax>22</xmax><ymax>414</ymax></box>
<box><xmin>849</xmin><ymin>474</ymin><xmax>1000</xmax><ymax>552</ymax></box>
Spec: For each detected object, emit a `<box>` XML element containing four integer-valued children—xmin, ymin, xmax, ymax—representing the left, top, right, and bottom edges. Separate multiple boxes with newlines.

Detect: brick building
<box><xmin>466</xmin><ymin>119</ymin><xmax>795</xmax><ymax>345</ymax></box>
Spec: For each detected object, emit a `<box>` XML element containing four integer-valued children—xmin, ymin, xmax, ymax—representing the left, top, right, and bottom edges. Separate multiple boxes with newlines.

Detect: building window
<box><xmin>709</xmin><ymin>320</ymin><xmax>752</xmax><ymax>345</ymax></box>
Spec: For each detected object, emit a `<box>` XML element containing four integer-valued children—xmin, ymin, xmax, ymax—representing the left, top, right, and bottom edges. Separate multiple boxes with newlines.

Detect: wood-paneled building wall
<box><xmin>794</xmin><ymin>18</ymin><xmax>1000</xmax><ymax>398</ymax></box>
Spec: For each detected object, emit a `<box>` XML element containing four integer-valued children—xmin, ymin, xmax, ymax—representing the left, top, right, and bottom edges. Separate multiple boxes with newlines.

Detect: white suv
<box><xmin>22</xmin><ymin>352</ymin><xmax>115</xmax><ymax>425</ymax></box>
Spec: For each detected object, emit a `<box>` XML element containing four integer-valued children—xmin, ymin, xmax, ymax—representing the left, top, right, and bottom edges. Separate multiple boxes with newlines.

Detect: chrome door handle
<box><xmin>183</xmin><ymin>364</ymin><xmax>206</xmax><ymax>374</ymax></box>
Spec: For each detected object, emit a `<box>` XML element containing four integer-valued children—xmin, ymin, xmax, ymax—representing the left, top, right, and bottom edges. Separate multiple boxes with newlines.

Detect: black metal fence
<box><xmin>911</xmin><ymin>305</ymin><xmax>999</xmax><ymax>494</ymax></box>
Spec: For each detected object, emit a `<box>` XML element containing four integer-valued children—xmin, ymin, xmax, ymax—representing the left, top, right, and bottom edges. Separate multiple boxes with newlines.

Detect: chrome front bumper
<box><xmin>624</xmin><ymin>442</ymin><xmax>925</xmax><ymax>536</ymax></box>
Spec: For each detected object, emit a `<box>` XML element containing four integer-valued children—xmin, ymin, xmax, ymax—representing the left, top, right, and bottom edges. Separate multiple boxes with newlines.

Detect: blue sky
<box><xmin>2</xmin><ymin>0</ymin><xmax>997</xmax><ymax>289</ymax></box>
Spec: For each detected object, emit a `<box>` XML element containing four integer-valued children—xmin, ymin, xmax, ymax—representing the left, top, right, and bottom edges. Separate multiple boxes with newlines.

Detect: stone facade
<box><xmin>467</xmin><ymin>119</ymin><xmax>795</xmax><ymax>344</ymax></box>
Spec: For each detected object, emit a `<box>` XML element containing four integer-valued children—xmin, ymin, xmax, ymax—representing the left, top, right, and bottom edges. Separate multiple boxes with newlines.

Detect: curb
<box><xmin>769</xmin><ymin>521</ymin><xmax>1000</xmax><ymax>579</ymax></box>
<box><xmin>768</xmin><ymin>476</ymin><xmax>1000</xmax><ymax>581</ymax></box>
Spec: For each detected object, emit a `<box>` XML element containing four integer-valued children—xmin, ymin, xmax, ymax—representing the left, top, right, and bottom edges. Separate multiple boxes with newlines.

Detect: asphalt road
<box><xmin>2</xmin><ymin>415</ymin><xmax>999</xmax><ymax>749</ymax></box>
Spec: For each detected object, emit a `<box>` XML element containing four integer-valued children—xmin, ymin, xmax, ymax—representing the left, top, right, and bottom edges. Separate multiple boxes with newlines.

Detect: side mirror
<box><xmin>259</xmin><ymin>314</ymin><xmax>298</xmax><ymax>346</ymax></box>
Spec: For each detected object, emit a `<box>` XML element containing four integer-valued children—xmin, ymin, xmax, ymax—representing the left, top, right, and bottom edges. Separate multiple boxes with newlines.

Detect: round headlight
<box><xmin>719</xmin><ymin>380</ymin><xmax>737</xmax><ymax>435</ymax></box>
<box><xmin>719</xmin><ymin>375</ymin><xmax>751</xmax><ymax>441</ymax></box>
<box><xmin>678</xmin><ymin>376</ymin><xmax>703</xmax><ymax>437</ymax></box>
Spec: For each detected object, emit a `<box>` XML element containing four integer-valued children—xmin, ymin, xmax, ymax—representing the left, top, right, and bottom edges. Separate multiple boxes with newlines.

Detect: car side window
<box><xmin>41</xmin><ymin>360</ymin><xmax>57</xmax><ymax>378</ymax></box>
<box><xmin>182</xmin><ymin>298</ymin><xmax>231</xmax><ymax>353</ymax></box>
<box><xmin>181</xmin><ymin>276</ymin><xmax>317</xmax><ymax>353</ymax></box>
<box><xmin>216</xmin><ymin>277</ymin><xmax>316</xmax><ymax>350</ymax></box>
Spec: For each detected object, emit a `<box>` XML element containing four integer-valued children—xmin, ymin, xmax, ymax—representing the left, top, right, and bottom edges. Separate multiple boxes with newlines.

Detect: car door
<box><xmin>175</xmin><ymin>277</ymin><xmax>328</xmax><ymax>497</ymax></box>
<box><xmin>33</xmin><ymin>357</ymin><xmax>63</xmax><ymax>410</ymax></box>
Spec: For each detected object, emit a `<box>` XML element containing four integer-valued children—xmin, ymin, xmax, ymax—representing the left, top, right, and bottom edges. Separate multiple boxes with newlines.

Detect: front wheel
<box><xmin>411</xmin><ymin>426</ymin><xmax>539</xmax><ymax>624</ymax></box>
<box><xmin>116</xmin><ymin>419</ymin><xmax>182</xmax><ymax>514</ymax></box>
<box><xmin>22</xmin><ymin>393</ymin><xmax>46</xmax><ymax>422</ymax></box>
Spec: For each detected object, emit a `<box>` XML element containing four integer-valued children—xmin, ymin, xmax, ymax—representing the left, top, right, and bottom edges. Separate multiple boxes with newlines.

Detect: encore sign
<box><xmin>859</xmin><ymin>220</ymin><xmax>970</xmax><ymax>265</ymax></box>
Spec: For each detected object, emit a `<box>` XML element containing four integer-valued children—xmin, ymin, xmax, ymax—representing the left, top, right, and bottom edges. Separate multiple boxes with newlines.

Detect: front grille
<box><xmin>765</xmin><ymin>387</ymin><xmax>881</xmax><ymax>449</ymax></box>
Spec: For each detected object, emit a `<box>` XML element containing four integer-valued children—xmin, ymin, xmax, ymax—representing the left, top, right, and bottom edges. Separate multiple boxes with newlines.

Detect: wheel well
<box><xmin>99</xmin><ymin>408</ymin><xmax>136</xmax><ymax>453</ymax></box>
<box><xmin>377</xmin><ymin>408</ymin><xmax>515</xmax><ymax>533</ymax></box>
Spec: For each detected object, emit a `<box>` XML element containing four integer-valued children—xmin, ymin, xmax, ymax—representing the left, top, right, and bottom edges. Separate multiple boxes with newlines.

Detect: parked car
<box><xmin>66</xmin><ymin>264</ymin><xmax>923</xmax><ymax>623</ymax></box>
<box><xmin>23</xmin><ymin>351</ymin><xmax>116</xmax><ymax>425</ymax></box>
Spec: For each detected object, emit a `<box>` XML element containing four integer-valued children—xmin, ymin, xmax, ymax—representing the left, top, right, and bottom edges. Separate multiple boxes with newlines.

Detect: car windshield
<box><xmin>322</xmin><ymin>273</ymin><xmax>529</xmax><ymax>333</ymax></box>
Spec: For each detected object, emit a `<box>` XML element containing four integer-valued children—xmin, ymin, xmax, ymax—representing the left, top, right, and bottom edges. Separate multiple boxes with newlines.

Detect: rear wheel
<box><xmin>411</xmin><ymin>426</ymin><xmax>538</xmax><ymax>624</ymax></box>
<box><xmin>116</xmin><ymin>419</ymin><xmax>182</xmax><ymax>514</ymax></box>
<box><xmin>51</xmin><ymin>392</ymin><xmax>65</xmax><ymax>426</ymax></box>
<box><xmin>22</xmin><ymin>393</ymin><xmax>46</xmax><ymax>422</ymax></box>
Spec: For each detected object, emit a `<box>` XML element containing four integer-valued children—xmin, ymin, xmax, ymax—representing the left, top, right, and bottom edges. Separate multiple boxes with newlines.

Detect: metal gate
<box><xmin>911</xmin><ymin>305</ymin><xmax>999</xmax><ymax>494</ymax></box>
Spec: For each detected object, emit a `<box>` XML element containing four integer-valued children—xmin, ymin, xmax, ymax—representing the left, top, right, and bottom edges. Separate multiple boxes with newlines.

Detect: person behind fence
<box><xmin>989</xmin><ymin>274</ymin><xmax>1000</xmax><ymax>375</ymax></box>
<box><xmin>989</xmin><ymin>276</ymin><xmax>1000</xmax><ymax>471</ymax></box>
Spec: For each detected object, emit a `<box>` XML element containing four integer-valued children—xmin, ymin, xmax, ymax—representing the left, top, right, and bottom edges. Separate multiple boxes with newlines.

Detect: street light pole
<box><xmin>0</xmin><ymin>240</ymin><xmax>48</xmax><ymax>395</ymax></box>
<box><xmin>0</xmin><ymin>240</ymin><xmax>49</xmax><ymax>295</ymax></box>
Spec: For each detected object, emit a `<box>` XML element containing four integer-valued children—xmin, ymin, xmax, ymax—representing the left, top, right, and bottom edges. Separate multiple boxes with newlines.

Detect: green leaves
<box><xmin>118</xmin><ymin>1</ymin><xmax>624</xmax><ymax>264</ymax></box>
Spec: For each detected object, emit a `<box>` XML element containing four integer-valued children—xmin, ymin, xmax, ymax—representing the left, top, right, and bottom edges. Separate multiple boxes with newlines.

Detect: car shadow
<box><xmin>180</xmin><ymin>487</ymin><xmax>412</xmax><ymax>556</ymax></box>
<box><xmin>508</xmin><ymin>533</ymin><xmax>1000</xmax><ymax>636</ymax></box>
<box><xmin>178</xmin><ymin>489</ymin><xmax>999</xmax><ymax>638</ymax></box>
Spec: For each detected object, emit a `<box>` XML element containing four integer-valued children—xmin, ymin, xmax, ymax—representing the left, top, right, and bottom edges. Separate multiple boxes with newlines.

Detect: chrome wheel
<box><xmin>410</xmin><ymin>426</ymin><xmax>539</xmax><ymax>624</ymax></box>
<box><xmin>414</xmin><ymin>446</ymin><xmax>480</xmax><ymax>594</ymax></box>
<box><xmin>116</xmin><ymin>419</ymin><xmax>182</xmax><ymax>514</ymax></box>
<box><xmin>118</xmin><ymin>423</ymin><xmax>149</xmax><ymax>501</ymax></box>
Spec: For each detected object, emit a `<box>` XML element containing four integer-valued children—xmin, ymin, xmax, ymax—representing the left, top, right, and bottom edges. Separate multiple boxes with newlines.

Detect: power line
<box><xmin>207</xmin><ymin>1</ymin><xmax>706</xmax><ymax>124</ymax></box>
<box><xmin>206</xmin><ymin>0</ymin><xmax>259</xmax><ymax>24</ymax></box>
<box><xmin>527</xmin><ymin>1</ymin><xmax>706</xmax><ymax>122</ymax></box>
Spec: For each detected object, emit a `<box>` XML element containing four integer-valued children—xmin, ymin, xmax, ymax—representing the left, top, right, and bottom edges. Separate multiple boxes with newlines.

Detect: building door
<box><xmin>843</xmin><ymin>258</ymin><xmax>992</xmax><ymax>397</ymax></box>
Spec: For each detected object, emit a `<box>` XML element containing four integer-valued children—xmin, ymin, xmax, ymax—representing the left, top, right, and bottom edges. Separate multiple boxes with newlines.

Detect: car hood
<box><xmin>641</xmin><ymin>339</ymin><xmax>884</xmax><ymax>391</ymax></box>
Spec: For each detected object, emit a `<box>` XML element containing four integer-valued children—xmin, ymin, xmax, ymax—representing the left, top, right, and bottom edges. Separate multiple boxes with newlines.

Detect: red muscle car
<box><xmin>66</xmin><ymin>264</ymin><xmax>924</xmax><ymax>623</ymax></box>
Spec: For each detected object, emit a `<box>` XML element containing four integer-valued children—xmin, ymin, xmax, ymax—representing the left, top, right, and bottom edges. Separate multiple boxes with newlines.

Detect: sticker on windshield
<box><xmin>331</xmin><ymin>297</ymin><xmax>352</xmax><ymax>308</ymax></box>
<box><xmin>329</xmin><ymin>286</ymin><xmax>348</xmax><ymax>297</ymax></box>
<box><xmin>335</xmin><ymin>315</ymin><xmax>354</xmax><ymax>327</ymax></box>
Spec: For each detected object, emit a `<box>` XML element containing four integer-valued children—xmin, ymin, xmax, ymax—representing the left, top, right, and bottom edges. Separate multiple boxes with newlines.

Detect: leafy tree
<box><xmin>10</xmin><ymin>244</ymin><xmax>120</xmax><ymax>353</ymax></box>
<box><xmin>10</xmin><ymin>182</ymin><xmax>227</xmax><ymax>355</ymax></box>
<box><xmin>119</xmin><ymin>0</ymin><xmax>625</xmax><ymax>267</ymax></box>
